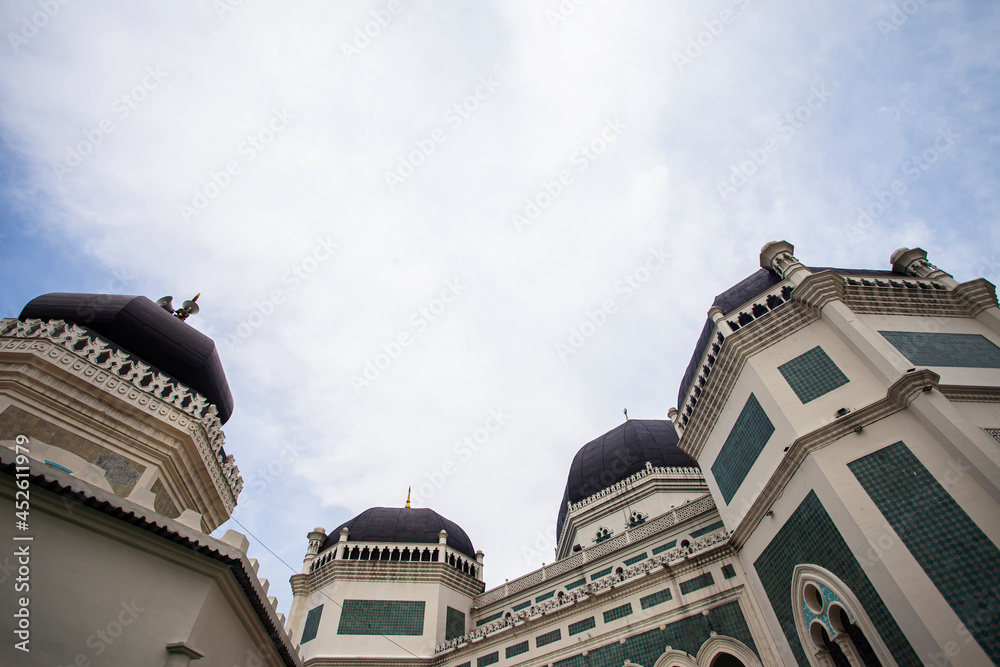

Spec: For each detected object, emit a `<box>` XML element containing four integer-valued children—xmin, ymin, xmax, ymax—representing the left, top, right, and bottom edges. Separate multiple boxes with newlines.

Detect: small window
<box><xmin>301</xmin><ymin>604</ymin><xmax>324</xmax><ymax>643</ymax></box>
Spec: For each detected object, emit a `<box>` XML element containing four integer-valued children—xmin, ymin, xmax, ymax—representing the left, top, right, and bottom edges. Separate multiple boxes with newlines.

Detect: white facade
<box><xmin>286</xmin><ymin>243</ymin><xmax>1000</xmax><ymax>667</ymax></box>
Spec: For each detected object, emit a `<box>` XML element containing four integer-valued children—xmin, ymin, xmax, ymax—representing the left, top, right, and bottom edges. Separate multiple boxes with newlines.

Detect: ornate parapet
<box><xmin>504</xmin><ymin>493</ymin><xmax>717</xmax><ymax>610</ymax></box>
<box><xmin>0</xmin><ymin>317</ymin><xmax>242</xmax><ymax>516</ymax></box>
<box><xmin>437</xmin><ymin>528</ymin><xmax>729</xmax><ymax>654</ymax></box>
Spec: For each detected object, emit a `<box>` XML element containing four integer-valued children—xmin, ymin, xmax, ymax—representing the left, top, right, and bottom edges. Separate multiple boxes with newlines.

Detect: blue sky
<box><xmin>1</xmin><ymin>0</ymin><xmax>998</xmax><ymax>618</ymax></box>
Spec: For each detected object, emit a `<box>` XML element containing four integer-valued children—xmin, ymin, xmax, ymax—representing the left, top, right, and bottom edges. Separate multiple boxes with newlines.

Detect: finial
<box><xmin>405</xmin><ymin>486</ymin><xmax>411</xmax><ymax>508</ymax></box>
<box><xmin>623</xmin><ymin>408</ymin><xmax>629</xmax><ymax>421</ymax></box>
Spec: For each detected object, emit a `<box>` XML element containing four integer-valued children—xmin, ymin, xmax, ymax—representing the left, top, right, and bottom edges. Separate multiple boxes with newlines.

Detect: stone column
<box><xmin>890</xmin><ymin>247</ymin><xmax>959</xmax><ymax>288</ymax></box>
<box><xmin>302</xmin><ymin>526</ymin><xmax>327</xmax><ymax>572</ymax></box>
<box><xmin>760</xmin><ymin>240</ymin><xmax>811</xmax><ymax>287</ymax></box>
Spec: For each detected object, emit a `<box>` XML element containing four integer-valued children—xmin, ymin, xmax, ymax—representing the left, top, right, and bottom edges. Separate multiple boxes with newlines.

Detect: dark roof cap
<box><xmin>557</xmin><ymin>419</ymin><xmax>696</xmax><ymax>538</ymax></box>
<box><xmin>322</xmin><ymin>507</ymin><xmax>476</xmax><ymax>558</ymax></box>
<box><xmin>19</xmin><ymin>293</ymin><xmax>234</xmax><ymax>424</ymax></box>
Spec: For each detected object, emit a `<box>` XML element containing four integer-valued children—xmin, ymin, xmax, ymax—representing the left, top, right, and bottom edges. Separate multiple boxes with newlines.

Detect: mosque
<box><xmin>2</xmin><ymin>241</ymin><xmax>999</xmax><ymax>666</ymax></box>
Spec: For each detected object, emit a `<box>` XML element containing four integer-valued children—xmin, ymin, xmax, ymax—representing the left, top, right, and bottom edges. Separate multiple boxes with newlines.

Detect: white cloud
<box><xmin>1</xmin><ymin>0</ymin><xmax>998</xmax><ymax>619</ymax></box>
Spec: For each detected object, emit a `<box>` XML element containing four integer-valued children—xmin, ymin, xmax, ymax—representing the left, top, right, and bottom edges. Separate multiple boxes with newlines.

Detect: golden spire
<box><xmin>405</xmin><ymin>486</ymin><xmax>411</xmax><ymax>508</ymax></box>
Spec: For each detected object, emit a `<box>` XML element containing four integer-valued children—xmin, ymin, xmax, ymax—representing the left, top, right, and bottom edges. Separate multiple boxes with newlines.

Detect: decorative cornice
<box><xmin>556</xmin><ymin>462</ymin><xmax>707</xmax><ymax>557</ymax></box>
<box><xmin>439</xmin><ymin>529</ymin><xmax>730</xmax><ymax>654</ymax></box>
<box><xmin>502</xmin><ymin>494</ymin><xmax>717</xmax><ymax>609</ymax></box>
<box><xmin>305</xmin><ymin>560</ymin><xmax>484</xmax><ymax>598</ymax></box>
<box><xmin>952</xmin><ymin>278</ymin><xmax>1000</xmax><ymax>317</ymax></box>
<box><xmin>937</xmin><ymin>385</ymin><xmax>1000</xmax><ymax>403</ymax></box>
<box><xmin>0</xmin><ymin>318</ymin><xmax>241</xmax><ymax>512</ymax></box>
<box><xmin>729</xmin><ymin>369</ymin><xmax>940</xmax><ymax>549</ymax></box>
<box><xmin>789</xmin><ymin>270</ymin><xmax>844</xmax><ymax>309</ymax></box>
<box><xmin>679</xmin><ymin>302</ymin><xmax>819</xmax><ymax>461</ymax></box>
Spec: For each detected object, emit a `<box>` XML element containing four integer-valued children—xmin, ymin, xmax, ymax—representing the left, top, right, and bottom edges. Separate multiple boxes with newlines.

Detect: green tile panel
<box><xmin>506</xmin><ymin>640</ymin><xmax>529</xmax><ymax>659</ymax></box>
<box><xmin>456</xmin><ymin>662</ymin><xmax>471</xmax><ymax>667</ymax></box>
<box><xmin>477</xmin><ymin>651</ymin><xmax>499</xmax><ymax>667</ymax></box>
<box><xmin>564</xmin><ymin>577</ymin><xmax>586</xmax><ymax>590</ymax></box>
<box><xmin>652</xmin><ymin>540</ymin><xmax>676</xmax><ymax>555</ymax></box>
<box><xmin>603</xmin><ymin>602</ymin><xmax>633</xmax><ymax>623</ymax></box>
<box><xmin>711</xmin><ymin>393</ymin><xmax>775</xmax><ymax>504</ymax></box>
<box><xmin>476</xmin><ymin>611</ymin><xmax>503</xmax><ymax>627</ymax></box>
<box><xmin>590</xmin><ymin>566</ymin><xmax>612</xmax><ymax>581</ymax></box>
<box><xmin>880</xmin><ymin>331</ymin><xmax>1000</xmax><ymax>368</ymax></box>
<box><xmin>512</xmin><ymin>600</ymin><xmax>531</xmax><ymax>612</ymax></box>
<box><xmin>337</xmin><ymin>600</ymin><xmax>425</xmax><ymax>636</ymax></box>
<box><xmin>623</xmin><ymin>552</ymin><xmax>647</xmax><ymax>566</ymax></box>
<box><xmin>535</xmin><ymin>591</ymin><xmax>554</xmax><ymax>603</ymax></box>
<box><xmin>778</xmin><ymin>346</ymin><xmax>849</xmax><ymax>403</ymax></box>
<box><xmin>446</xmin><ymin>606</ymin><xmax>465</xmax><ymax>641</ymax></box>
<box><xmin>536</xmin><ymin>628</ymin><xmax>561</xmax><ymax>647</ymax></box>
<box><xmin>301</xmin><ymin>604</ymin><xmax>323</xmax><ymax>643</ymax></box>
<box><xmin>568</xmin><ymin>617</ymin><xmax>596</xmax><ymax>636</ymax></box>
<box><xmin>554</xmin><ymin>601</ymin><xmax>756</xmax><ymax>667</ymax></box>
<box><xmin>722</xmin><ymin>564</ymin><xmax>736</xmax><ymax>579</ymax></box>
<box><xmin>639</xmin><ymin>587</ymin><xmax>672</xmax><ymax>610</ymax></box>
<box><xmin>690</xmin><ymin>520</ymin><xmax>725</xmax><ymax>538</ymax></box>
<box><xmin>850</xmin><ymin>441</ymin><xmax>1000</xmax><ymax>664</ymax></box>
<box><xmin>679</xmin><ymin>572</ymin><xmax>714</xmax><ymax>595</ymax></box>
<box><xmin>754</xmin><ymin>490</ymin><xmax>920</xmax><ymax>666</ymax></box>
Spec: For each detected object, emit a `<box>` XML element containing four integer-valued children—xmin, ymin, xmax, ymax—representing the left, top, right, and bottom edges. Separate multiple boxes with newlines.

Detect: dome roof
<box><xmin>556</xmin><ymin>419</ymin><xmax>697</xmax><ymax>538</ymax></box>
<box><xmin>20</xmin><ymin>293</ymin><xmax>234</xmax><ymax>424</ymax></box>
<box><xmin>322</xmin><ymin>507</ymin><xmax>476</xmax><ymax>558</ymax></box>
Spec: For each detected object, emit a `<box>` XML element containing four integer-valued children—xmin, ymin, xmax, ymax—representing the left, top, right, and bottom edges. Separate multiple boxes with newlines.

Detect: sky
<box><xmin>1</xmin><ymin>0</ymin><xmax>998</xmax><ymax>620</ymax></box>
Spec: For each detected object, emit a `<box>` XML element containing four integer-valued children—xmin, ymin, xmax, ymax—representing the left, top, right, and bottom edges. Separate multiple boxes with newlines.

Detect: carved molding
<box><xmin>679</xmin><ymin>302</ymin><xmax>819</xmax><ymax>461</ymax></box>
<box><xmin>0</xmin><ymin>318</ymin><xmax>241</xmax><ymax>521</ymax></box>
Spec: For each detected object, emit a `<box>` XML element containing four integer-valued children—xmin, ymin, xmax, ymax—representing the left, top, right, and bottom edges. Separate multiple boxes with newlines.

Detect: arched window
<box><xmin>792</xmin><ymin>565</ymin><xmax>889</xmax><ymax>667</ymax></box>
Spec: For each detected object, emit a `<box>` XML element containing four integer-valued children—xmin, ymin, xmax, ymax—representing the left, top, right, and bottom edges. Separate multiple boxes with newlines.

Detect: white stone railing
<box><xmin>309</xmin><ymin>540</ymin><xmax>481</xmax><ymax>581</ymax></box>
<box><xmin>436</xmin><ymin>528</ymin><xmax>728</xmax><ymax>654</ymax></box>
<box><xmin>554</xmin><ymin>462</ymin><xmax>706</xmax><ymax>552</ymax></box>
<box><xmin>566</xmin><ymin>462</ymin><xmax>705</xmax><ymax>514</ymax></box>
<box><xmin>482</xmin><ymin>494</ymin><xmax>717</xmax><ymax>609</ymax></box>
<box><xmin>0</xmin><ymin>317</ymin><xmax>242</xmax><ymax>506</ymax></box>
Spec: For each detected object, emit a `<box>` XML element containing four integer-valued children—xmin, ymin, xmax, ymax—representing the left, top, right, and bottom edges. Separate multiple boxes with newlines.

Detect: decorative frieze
<box><xmin>438</xmin><ymin>528</ymin><xmax>728</xmax><ymax>654</ymax></box>
<box><xmin>0</xmin><ymin>317</ymin><xmax>242</xmax><ymax>509</ymax></box>
<box><xmin>480</xmin><ymin>494</ymin><xmax>717</xmax><ymax>610</ymax></box>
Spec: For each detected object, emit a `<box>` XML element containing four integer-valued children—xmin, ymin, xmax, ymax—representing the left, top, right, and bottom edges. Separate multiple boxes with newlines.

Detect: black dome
<box><xmin>556</xmin><ymin>419</ymin><xmax>697</xmax><ymax>538</ymax></box>
<box><xmin>19</xmin><ymin>293</ymin><xmax>234</xmax><ymax>424</ymax></box>
<box><xmin>322</xmin><ymin>507</ymin><xmax>476</xmax><ymax>558</ymax></box>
